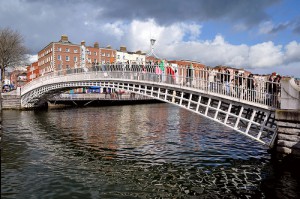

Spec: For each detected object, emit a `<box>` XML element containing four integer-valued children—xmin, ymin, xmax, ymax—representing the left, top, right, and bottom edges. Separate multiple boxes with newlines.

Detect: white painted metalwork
<box><xmin>20</xmin><ymin>64</ymin><xmax>280</xmax><ymax>147</ymax></box>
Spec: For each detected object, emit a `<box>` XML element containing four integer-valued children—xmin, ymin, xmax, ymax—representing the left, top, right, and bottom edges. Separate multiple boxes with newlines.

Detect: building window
<box><xmin>74</xmin><ymin>56</ymin><xmax>77</xmax><ymax>62</ymax></box>
<box><xmin>58</xmin><ymin>47</ymin><xmax>61</xmax><ymax>51</ymax></box>
<box><xmin>107</xmin><ymin>53</ymin><xmax>110</xmax><ymax>57</ymax></box>
<box><xmin>94</xmin><ymin>59</ymin><xmax>97</xmax><ymax>63</ymax></box>
<box><xmin>102</xmin><ymin>53</ymin><xmax>105</xmax><ymax>56</ymax></box>
<box><xmin>94</xmin><ymin>52</ymin><xmax>97</xmax><ymax>56</ymax></box>
<box><xmin>117</xmin><ymin>55</ymin><xmax>120</xmax><ymax>59</ymax></box>
<box><xmin>66</xmin><ymin>48</ymin><xmax>70</xmax><ymax>52</ymax></box>
<box><xmin>58</xmin><ymin>55</ymin><xmax>61</xmax><ymax>60</ymax></box>
<box><xmin>123</xmin><ymin>55</ymin><xmax>125</xmax><ymax>59</ymax></box>
<box><xmin>66</xmin><ymin>56</ymin><xmax>70</xmax><ymax>61</ymax></box>
<box><xmin>74</xmin><ymin>49</ymin><xmax>78</xmax><ymax>53</ymax></box>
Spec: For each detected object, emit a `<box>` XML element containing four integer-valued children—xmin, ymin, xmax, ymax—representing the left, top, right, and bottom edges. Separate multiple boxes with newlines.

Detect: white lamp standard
<box><xmin>147</xmin><ymin>39</ymin><xmax>159</xmax><ymax>59</ymax></box>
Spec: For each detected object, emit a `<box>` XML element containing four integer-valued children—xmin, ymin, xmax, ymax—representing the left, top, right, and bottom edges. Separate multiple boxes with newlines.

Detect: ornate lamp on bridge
<box><xmin>146</xmin><ymin>38</ymin><xmax>159</xmax><ymax>59</ymax></box>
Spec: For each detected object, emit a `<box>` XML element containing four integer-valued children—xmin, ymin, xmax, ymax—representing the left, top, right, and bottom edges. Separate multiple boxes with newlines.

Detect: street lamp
<box><xmin>147</xmin><ymin>38</ymin><xmax>159</xmax><ymax>59</ymax></box>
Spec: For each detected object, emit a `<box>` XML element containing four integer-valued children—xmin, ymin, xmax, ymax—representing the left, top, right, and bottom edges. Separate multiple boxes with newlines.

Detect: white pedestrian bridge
<box><xmin>20</xmin><ymin>64</ymin><xmax>300</xmax><ymax>147</ymax></box>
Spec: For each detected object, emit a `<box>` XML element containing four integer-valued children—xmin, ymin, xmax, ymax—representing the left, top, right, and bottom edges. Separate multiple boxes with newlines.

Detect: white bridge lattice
<box><xmin>21</xmin><ymin>64</ymin><xmax>280</xmax><ymax>147</ymax></box>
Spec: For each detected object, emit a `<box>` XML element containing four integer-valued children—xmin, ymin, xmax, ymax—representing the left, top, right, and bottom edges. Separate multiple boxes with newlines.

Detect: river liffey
<box><xmin>1</xmin><ymin>104</ymin><xmax>300</xmax><ymax>199</ymax></box>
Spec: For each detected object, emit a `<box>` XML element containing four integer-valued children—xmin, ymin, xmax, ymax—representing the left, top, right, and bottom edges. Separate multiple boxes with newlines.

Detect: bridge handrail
<box><xmin>21</xmin><ymin>64</ymin><xmax>282</xmax><ymax>108</ymax></box>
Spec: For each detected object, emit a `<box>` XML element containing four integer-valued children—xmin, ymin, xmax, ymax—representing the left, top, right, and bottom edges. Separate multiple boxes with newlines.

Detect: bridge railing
<box><xmin>22</xmin><ymin>64</ymin><xmax>281</xmax><ymax>108</ymax></box>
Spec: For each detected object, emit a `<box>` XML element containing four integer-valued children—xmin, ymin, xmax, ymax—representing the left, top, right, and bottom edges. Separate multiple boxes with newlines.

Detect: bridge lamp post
<box><xmin>150</xmin><ymin>39</ymin><xmax>156</xmax><ymax>50</ymax></box>
<box><xmin>147</xmin><ymin>38</ymin><xmax>159</xmax><ymax>60</ymax></box>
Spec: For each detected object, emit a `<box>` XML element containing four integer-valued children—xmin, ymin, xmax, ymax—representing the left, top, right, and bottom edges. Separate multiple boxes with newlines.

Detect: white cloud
<box><xmin>27</xmin><ymin>54</ymin><xmax>38</xmax><ymax>63</ymax></box>
<box><xmin>119</xmin><ymin>20</ymin><xmax>299</xmax><ymax>73</ymax></box>
<box><xmin>26</xmin><ymin>19</ymin><xmax>300</xmax><ymax>77</ymax></box>
<box><xmin>284</xmin><ymin>41</ymin><xmax>300</xmax><ymax>62</ymax></box>
<box><xmin>258</xmin><ymin>21</ymin><xmax>274</xmax><ymax>34</ymax></box>
<box><xmin>102</xmin><ymin>21</ymin><xmax>126</xmax><ymax>41</ymax></box>
<box><xmin>248</xmin><ymin>42</ymin><xmax>283</xmax><ymax>67</ymax></box>
<box><xmin>233</xmin><ymin>23</ymin><xmax>248</xmax><ymax>32</ymax></box>
<box><xmin>249</xmin><ymin>62</ymin><xmax>300</xmax><ymax>77</ymax></box>
<box><xmin>181</xmin><ymin>23</ymin><xmax>202</xmax><ymax>41</ymax></box>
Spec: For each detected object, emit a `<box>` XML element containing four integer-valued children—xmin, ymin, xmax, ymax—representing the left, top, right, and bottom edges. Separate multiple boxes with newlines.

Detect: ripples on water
<box><xmin>1</xmin><ymin>104</ymin><xmax>299</xmax><ymax>198</ymax></box>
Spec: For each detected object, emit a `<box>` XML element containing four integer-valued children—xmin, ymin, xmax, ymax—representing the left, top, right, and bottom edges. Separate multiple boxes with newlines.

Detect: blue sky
<box><xmin>0</xmin><ymin>0</ymin><xmax>300</xmax><ymax>77</ymax></box>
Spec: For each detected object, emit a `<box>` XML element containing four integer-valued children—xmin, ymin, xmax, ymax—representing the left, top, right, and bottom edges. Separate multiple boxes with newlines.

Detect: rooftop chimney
<box><xmin>120</xmin><ymin>46</ymin><xmax>127</xmax><ymax>52</ymax></box>
<box><xmin>81</xmin><ymin>40</ymin><xmax>86</xmax><ymax>46</ymax></box>
<box><xmin>106</xmin><ymin>45</ymin><xmax>112</xmax><ymax>49</ymax></box>
<box><xmin>60</xmin><ymin>35</ymin><xmax>68</xmax><ymax>43</ymax></box>
<box><xmin>94</xmin><ymin>42</ymin><xmax>99</xmax><ymax>48</ymax></box>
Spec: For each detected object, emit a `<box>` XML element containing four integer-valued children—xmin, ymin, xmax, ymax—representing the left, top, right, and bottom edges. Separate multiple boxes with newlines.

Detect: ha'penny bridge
<box><xmin>19</xmin><ymin>64</ymin><xmax>300</xmax><ymax>151</ymax></box>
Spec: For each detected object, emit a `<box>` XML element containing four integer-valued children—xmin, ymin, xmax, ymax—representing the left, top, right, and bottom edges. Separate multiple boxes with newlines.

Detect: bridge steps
<box><xmin>1</xmin><ymin>94</ymin><xmax>21</xmax><ymax>109</ymax></box>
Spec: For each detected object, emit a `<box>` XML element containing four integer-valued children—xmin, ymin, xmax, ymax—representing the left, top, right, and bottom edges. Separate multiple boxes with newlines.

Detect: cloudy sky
<box><xmin>1</xmin><ymin>0</ymin><xmax>300</xmax><ymax>77</ymax></box>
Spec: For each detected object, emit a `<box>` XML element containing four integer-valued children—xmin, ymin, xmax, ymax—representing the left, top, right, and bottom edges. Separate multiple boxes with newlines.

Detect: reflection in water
<box><xmin>1</xmin><ymin>104</ymin><xmax>299</xmax><ymax>198</ymax></box>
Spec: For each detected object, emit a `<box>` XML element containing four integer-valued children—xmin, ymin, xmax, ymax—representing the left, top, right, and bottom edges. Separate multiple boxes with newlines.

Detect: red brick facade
<box><xmin>26</xmin><ymin>61</ymin><xmax>39</xmax><ymax>82</ymax></box>
<box><xmin>38</xmin><ymin>35</ymin><xmax>117</xmax><ymax>74</ymax></box>
<box><xmin>169</xmin><ymin>60</ymin><xmax>206</xmax><ymax>78</ymax></box>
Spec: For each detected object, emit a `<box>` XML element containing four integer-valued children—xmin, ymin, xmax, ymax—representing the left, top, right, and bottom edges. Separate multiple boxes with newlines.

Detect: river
<box><xmin>1</xmin><ymin>103</ymin><xmax>299</xmax><ymax>198</ymax></box>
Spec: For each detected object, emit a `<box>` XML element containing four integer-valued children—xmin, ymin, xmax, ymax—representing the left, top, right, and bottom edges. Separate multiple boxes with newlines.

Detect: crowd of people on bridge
<box><xmin>76</xmin><ymin>61</ymin><xmax>285</xmax><ymax>107</ymax></box>
<box><xmin>143</xmin><ymin>61</ymin><xmax>282</xmax><ymax>107</ymax></box>
<box><xmin>3</xmin><ymin>59</ymin><xmax>283</xmax><ymax>107</ymax></box>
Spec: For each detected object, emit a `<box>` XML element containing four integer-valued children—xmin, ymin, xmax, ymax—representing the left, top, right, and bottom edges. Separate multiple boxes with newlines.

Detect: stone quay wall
<box><xmin>275</xmin><ymin>110</ymin><xmax>300</xmax><ymax>160</ymax></box>
<box><xmin>1</xmin><ymin>94</ymin><xmax>21</xmax><ymax>110</ymax></box>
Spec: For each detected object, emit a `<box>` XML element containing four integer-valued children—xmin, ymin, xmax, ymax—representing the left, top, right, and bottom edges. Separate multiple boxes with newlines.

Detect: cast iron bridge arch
<box><xmin>21</xmin><ymin>64</ymin><xmax>279</xmax><ymax>147</ymax></box>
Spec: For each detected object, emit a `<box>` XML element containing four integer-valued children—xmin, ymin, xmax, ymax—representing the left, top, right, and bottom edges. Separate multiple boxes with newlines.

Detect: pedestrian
<box><xmin>208</xmin><ymin>69</ymin><xmax>216</xmax><ymax>91</ymax></box>
<box><xmin>265</xmin><ymin>73</ymin><xmax>275</xmax><ymax>105</ymax></box>
<box><xmin>272</xmin><ymin>74</ymin><xmax>281</xmax><ymax>107</ymax></box>
<box><xmin>224</xmin><ymin>69</ymin><xmax>231</xmax><ymax>95</ymax></box>
<box><xmin>186</xmin><ymin>64</ymin><xmax>193</xmax><ymax>86</ymax></box>
<box><xmin>247</xmin><ymin>74</ymin><xmax>256</xmax><ymax>101</ymax></box>
<box><xmin>234</xmin><ymin>71</ymin><xmax>240</xmax><ymax>97</ymax></box>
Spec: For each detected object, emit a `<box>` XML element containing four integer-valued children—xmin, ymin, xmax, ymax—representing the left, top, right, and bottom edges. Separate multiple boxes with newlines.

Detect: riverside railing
<box><xmin>22</xmin><ymin>63</ymin><xmax>281</xmax><ymax>108</ymax></box>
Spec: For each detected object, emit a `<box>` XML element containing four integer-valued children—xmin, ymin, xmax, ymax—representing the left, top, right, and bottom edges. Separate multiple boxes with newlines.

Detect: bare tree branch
<box><xmin>0</xmin><ymin>27</ymin><xmax>28</xmax><ymax>93</ymax></box>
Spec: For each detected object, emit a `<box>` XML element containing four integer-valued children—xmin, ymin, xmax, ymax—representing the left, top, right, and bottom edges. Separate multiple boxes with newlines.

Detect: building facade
<box><xmin>38</xmin><ymin>35</ymin><xmax>81</xmax><ymax>75</ymax></box>
<box><xmin>116</xmin><ymin>46</ymin><xmax>146</xmax><ymax>65</ymax></box>
<box><xmin>169</xmin><ymin>60</ymin><xmax>206</xmax><ymax>80</ymax></box>
<box><xmin>100</xmin><ymin>45</ymin><xmax>117</xmax><ymax>64</ymax></box>
<box><xmin>38</xmin><ymin>35</ymin><xmax>118</xmax><ymax>75</ymax></box>
<box><xmin>26</xmin><ymin>61</ymin><xmax>39</xmax><ymax>82</ymax></box>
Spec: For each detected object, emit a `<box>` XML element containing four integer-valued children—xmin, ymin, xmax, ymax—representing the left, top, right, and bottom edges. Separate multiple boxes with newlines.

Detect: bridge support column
<box><xmin>275</xmin><ymin>110</ymin><xmax>300</xmax><ymax>161</ymax></box>
<box><xmin>274</xmin><ymin>77</ymin><xmax>300</xmax><ymax>161</ymax></box>
<box><xmin>280</xmin><ymin>77</ymin><xmax>300</xmax><ymax>110</ymax></box>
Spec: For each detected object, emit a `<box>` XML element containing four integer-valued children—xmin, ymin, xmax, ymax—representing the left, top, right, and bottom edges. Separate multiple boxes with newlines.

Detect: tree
<box><xmin>0</xmin><ymin>28</ymin><xmax>28</xmax><ymax>93</ymax></box>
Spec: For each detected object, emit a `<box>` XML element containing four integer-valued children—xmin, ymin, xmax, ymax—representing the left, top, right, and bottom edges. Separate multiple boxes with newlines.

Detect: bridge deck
<box><xmin>20</xmin><ymin>64</ymin><xmax>281</xmax><ymax>147</ymax></box>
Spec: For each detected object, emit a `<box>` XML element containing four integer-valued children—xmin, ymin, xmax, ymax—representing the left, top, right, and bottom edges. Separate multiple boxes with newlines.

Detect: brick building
<box><xmin>10</xmin><ymin>67</ymin><xmax>27</xmax><ymax>87</ymax></box>
<box><xmin>26</xmin><ymin>61</ymin><xmax>39</xmax><ymax>82</ymax></box>
<box><xmin>38</xmin><ymin>35</ymin><xmax>81</xmax><ymax>75</ymax></box>
<box><xmin>100</xmin><ymin>45</ymin><xmax>116</xmax><ymax>64</ymax></box>
<box><xmin>169</xmin><ymin>60</ymin><xmax>206</xmax><ymax>78</ymax></box>
<box><xmin>37</xmin><ymin>35</ymin><xmax>117</xmax><ymax>76</ymax></box>
<box><xmin>145</xmin><ymin>56</ymin><xmax>160</xmax><ymax>64</ymax></box>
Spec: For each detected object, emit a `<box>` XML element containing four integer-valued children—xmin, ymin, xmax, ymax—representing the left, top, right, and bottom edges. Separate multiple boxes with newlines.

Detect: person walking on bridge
<box><xmin>223</xmin><ymin>68</ymin><xmax>231</xmax><ymax>95</ymax></box>
<box><xmin>247</xmin><ymin>74</ymin><xmax>256</xmax><ymax>101</ymax></box>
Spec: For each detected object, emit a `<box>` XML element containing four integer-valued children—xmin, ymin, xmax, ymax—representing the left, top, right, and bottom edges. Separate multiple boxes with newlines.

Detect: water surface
<box><xmin>1</xmin><ymin>104</ymin><xmax>299</xmax><ymax>198</ymax></box>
